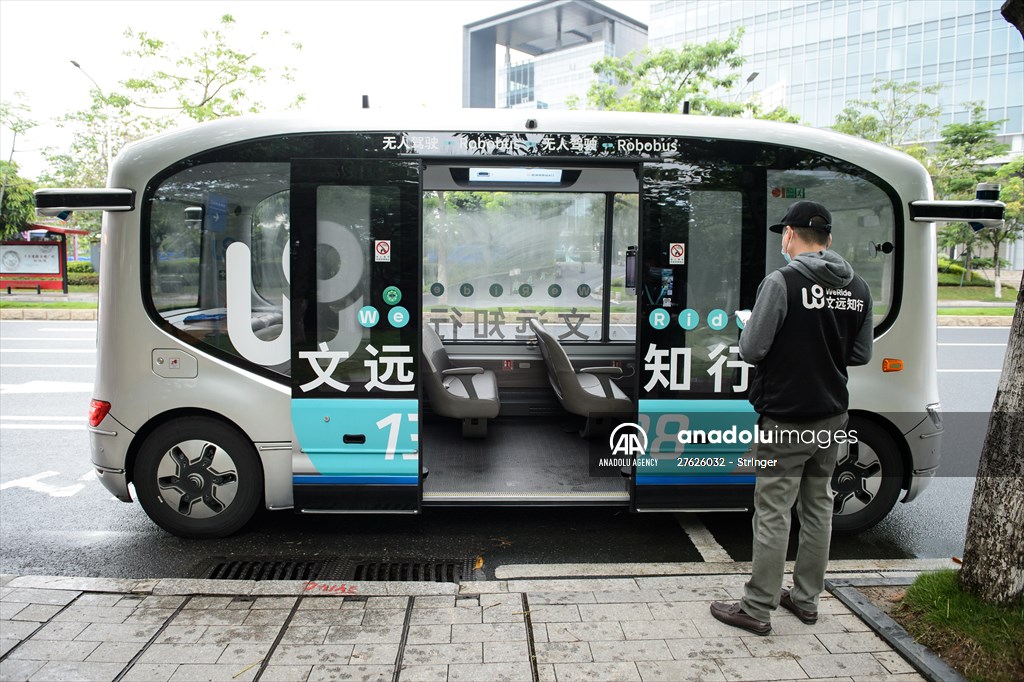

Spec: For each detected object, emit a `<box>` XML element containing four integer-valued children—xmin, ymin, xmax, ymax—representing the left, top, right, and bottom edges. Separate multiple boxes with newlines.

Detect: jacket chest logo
<box><xmin>800</xmin><ymin>284</ymin><xmax>866</xmax><ymax>313</ymax></box>
<box><xmin>801</xmin><ymin>284</ymin><xmax>826</xmax><ymax>309</ymax></box>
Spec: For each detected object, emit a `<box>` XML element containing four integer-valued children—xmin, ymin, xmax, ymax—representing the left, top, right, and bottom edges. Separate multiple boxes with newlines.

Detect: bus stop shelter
<box><xmin>1</xmin><ymin>224</ymin><xmax>90</xmax><ymax>294</ymax></box>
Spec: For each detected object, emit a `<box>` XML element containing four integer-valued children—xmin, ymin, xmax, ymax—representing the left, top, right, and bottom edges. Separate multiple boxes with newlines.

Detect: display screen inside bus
<box><xmin>469</xmin><ymin>167</ymin><xmax>562</xmax><ymax>183</ymax></box>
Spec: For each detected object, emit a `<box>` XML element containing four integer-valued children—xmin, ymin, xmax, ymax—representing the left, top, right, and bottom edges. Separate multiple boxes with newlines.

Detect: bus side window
<box><xmin>765</xmin><ymin>169</ymin><xmax>896</xmax><ymax>327</ymax></box>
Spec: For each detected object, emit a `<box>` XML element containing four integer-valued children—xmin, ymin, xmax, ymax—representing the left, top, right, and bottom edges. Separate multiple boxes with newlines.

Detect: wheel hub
<box><xmin>832</xmin><ymin>444</ymin><xmax>882</xmax><ymax>515</ymax></box>
<box><xmin>157</xmin><ymin>442</ymin><xmax>238</xmax><ymax>517</ymax></box>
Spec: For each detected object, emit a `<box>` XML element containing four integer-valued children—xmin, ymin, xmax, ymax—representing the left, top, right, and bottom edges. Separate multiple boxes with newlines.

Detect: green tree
<box><xmin>576</xmin><ymin>29</ymin><xmax>796</xmax><ymax>121</ymax></box>
<box><xmin>0</xmin><ymin>160</ymin><xmax>37</xmax><ymax>238</ymax></box>
<box><xmin>980</xmin><ymin>157</ymin><xmax>1024</xmax><ymax>298</ymax></box>
<box><xmin>121</xmin><ymin>14</ymin><xmax>305</xmax><ymax>122</ymax></box>
<box><xmin>931</xmin><ymin>103</ymin><xmax>1010</xmax><ymax>284</ymax></box>
<box><xmin>1</xmin><ymin>94</ymin><xmax>39</xmax><ymax>233</ymax></box>
<box><xmin>39</xmin><ymin>14</ymin><xmax>304</xmax><ymax>236</ymax></box>
<box><xmin>832</xmin><ymin>79</ymin><xmax>942</xmax><ymax>148</ymax></box>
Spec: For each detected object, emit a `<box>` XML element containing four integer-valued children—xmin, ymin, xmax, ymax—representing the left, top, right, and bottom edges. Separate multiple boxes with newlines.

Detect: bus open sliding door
<box><xmin>289</xmin><ymin>159</ymin><xmax>423</xmax><ymax>513</ymax></box>
<box><xmin>633</xmin><ymin>159</ymin><xmax>763</xmax><ymax>512</ymax></box>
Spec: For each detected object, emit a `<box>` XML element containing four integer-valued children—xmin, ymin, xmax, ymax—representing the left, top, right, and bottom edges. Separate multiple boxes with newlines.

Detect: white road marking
<box><xmin>0</xmin><ymin>364</ymin><xmax>96</xmax><ymax>368</ymax></box>
<box><xmin>0</xmin><ymin>424</ymin><xmax>87</xmax><ymax>430</ymax></box>
<box><xmin>675</xmin><ymin>514</ymin><xmax>732</xmax><ymax>563</ymax></box>
<box><xmin>0</xmin><ymin>471</ymin><xmax>87</xmax><ymax>497</ymax></box>
<box><xmin>0</xmin><ymin>348</ymin><xmax>96</xmax><ymax>353</ymax></box>
<box><xmin>0</xmin><ymin>337</ymin><xmax>95</xmax><ymax>342</ymax></box>
<box><xmin>0</xmin><ymin>381</ymin><xmax>93</xmax><ymax>394</ymax></box>
<box><xmin>937</xmin><ymin>343</ymin><xmax>1007</xmax><ymax>346</ymax></box>
<box><xmin>937</xmin><ymin>369</ymin><xmax>1003</xmax><ymax>373</ymax></box>
<box><xmin>35</xmin><ymin>326</ymin><xmax>97</xmax><ymax>331</ymax></box>
<box><xmin>0</xmin><ymin>416</ymin><xmax>82</xmax><ymax>421</ymax></box>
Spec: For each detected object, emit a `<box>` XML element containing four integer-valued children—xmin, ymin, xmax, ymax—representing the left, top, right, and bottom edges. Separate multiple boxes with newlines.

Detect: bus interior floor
<box><xmin>420</xmin><ymin>416</ymin><xmax>629</xmax><ymax>499</ymax></box>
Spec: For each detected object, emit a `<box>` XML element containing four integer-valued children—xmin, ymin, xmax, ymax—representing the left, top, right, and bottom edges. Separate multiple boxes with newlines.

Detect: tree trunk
<box><xmin>959</xmin><ymin>272</ymin><xmax>1024</xmax><ymax>606</ymax></box>
<box><xmin>993</xmin><ymin>237</ymin><xmax>1002</xmax><ymax>299</ymax></box>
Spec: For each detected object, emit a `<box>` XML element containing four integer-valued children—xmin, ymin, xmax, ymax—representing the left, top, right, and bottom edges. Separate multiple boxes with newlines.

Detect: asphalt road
<box><xmin>0</xmin><ymin>319</ymin><xmax>1009</xmax><ymax>579</ymax></box>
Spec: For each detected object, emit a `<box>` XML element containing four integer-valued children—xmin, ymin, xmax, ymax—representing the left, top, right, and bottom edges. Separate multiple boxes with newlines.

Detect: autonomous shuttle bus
<box><xmin>36</xmin><ymin>110</ymin><xmax>1003</xmax><ymax>537</ymax></box>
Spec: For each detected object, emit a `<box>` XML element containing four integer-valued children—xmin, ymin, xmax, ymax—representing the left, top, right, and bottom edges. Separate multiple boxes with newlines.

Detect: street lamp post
<box><xmin>70</xmin><ymin>60</ymin><xmax>112</xmax><ymax>178</ymax></box>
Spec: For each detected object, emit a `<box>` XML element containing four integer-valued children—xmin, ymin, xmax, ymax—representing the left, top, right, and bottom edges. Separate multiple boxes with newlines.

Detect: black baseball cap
<box><xmin>769</xmin><ymin>200</ymin><xmax>832</xmax><ymax>234</ymax></box>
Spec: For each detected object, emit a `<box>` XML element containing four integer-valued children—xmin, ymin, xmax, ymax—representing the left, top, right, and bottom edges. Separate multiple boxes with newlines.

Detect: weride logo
<box><xmin>801</xmin><ymin>284</ymin><xmax>867</xmax><ymax>313</ymax></box>
<box><xmin>802</xmin><ymin>284</ymin><xmax>826</xmax><ymax>309</ymax></box>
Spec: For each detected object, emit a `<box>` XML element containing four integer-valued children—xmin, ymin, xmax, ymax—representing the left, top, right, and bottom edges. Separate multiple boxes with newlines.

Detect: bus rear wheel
<box><xmin>830</xmin><ymin>417</ymin><xmax>904</xmax><ymax>535</ymax></box>
<box><xmin>134</xmin><ymin>417</ymin><xmax>263</xmax><ymax>538</ymax></box>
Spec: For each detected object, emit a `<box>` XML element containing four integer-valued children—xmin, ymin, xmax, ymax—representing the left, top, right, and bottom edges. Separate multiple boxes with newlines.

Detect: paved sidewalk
<box><xmin>0</xmin><ymin>570</ymin><xmax>931</xmax><ymax>682</ymax></box>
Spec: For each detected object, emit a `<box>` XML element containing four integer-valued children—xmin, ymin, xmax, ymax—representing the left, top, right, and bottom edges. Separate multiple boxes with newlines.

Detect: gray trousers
<box><xmin>739</xmin><ymin>413</ymin><xmax>848</xmax><ymax>622</ymax></box>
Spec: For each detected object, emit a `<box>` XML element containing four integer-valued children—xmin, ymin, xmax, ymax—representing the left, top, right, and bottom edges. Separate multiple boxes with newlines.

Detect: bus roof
<box><xmin>112</xmin><ymin>109</ymin><xmax>928</xmax><ymax>191</ymax></box>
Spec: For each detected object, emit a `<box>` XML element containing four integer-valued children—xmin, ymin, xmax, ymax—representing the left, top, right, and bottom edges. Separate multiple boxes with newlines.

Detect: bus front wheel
<box><xmin>830</xmin><ymin>417</ymin><xmax>904</xmax><ymax>535</ymax></box>
<box><xmin>134</xmin><ymin>417</ymin><xmax>263</xmax><ymax>538</ymax></box>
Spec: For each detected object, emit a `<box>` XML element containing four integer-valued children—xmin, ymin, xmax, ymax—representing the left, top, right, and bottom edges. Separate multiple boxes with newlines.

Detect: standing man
<box><xmin>710</xmin><ymin>200</ymin><xmax>873</xmax><ymax>635</ymax></box>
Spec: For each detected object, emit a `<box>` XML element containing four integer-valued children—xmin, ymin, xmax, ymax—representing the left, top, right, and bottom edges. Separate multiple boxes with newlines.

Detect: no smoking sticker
<box><xmin>669</xmin><ymin>243</ymin><xmax>686</xmax><ymax>265</ymax></box>
<box><xmin>374</xmin><ymin>240</ymin><xmax>391</xmax><ymax>262</ymax></box>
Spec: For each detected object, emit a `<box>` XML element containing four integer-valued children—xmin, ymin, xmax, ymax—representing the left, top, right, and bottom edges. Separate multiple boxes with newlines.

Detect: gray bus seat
<box><xmin>529</xmin><ymin>318</ymin><xmax>633</xmax><ymax>436</ymax></box>
<box><xmin>422</xmin><ymin>326</ymin><xmax>500</xmax><ymax>438</ymax></box>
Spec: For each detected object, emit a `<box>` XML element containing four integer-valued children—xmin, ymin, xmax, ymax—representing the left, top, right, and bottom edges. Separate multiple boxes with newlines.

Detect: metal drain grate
<box><xmin>198</xmin><ymin>556</ymin><xmax>472</xmax><ymax>583</ymax></box>
<box><xmin>352</xmin><ymin>559</ymin><xmax>470</xmax><ymax>583</ymax></box>
<box><xmin>202</xmin><ymin>559</ymin><xmax>327</xmax><ymax>581</ymax></box>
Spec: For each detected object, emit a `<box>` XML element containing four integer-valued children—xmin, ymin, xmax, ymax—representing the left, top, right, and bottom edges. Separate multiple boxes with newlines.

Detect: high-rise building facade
<box><xmin>649</xmin><ymin>0</ymin><xmax>1023</xmax><ymax>154</ymax></box>
<box><xmin>464</xmin><ymin>0</ymin><xmax>647</xmax><ymax>109</ymax></box>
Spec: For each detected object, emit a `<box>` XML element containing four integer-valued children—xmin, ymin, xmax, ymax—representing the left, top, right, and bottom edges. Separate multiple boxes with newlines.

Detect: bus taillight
<box><xmin>89</xmin><ymin>399</ymin><xmax>112</xmax><ymax>427</ymax></box>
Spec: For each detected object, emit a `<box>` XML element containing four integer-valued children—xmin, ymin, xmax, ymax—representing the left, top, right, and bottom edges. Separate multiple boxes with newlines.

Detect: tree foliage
<box><xmin>575</xmin><ymin>29</ymin><xmax>799</xmax><ymax>122</ymax></box>
<box><xmin>0</xmin><ymin>160</ymin><xmax>37</xmax><ymax>238</ymax></box>
<box><xmin>0</xmin><ymin>96</ymin><xmax>39</xmax><ymax>238</ymax></box>
<box><xmin>933</xmin><ymin>102</ymin><xmax>1009</xmax><ymax>198</ymax></box>
<box><xmin>979</xmin><ymin>155</ymin><xmax>1024</xmax><ymax>297</ymax></box>
<box><xmin>931</xmin><ymin>103</ymin><xmax>1010</xmax><ymax>286</ymax></box>
<box><xmin>38</xmin><ymin>13</ymin><xmax>304</xmax><ymax>236</ymax></box>
<box><xmin>121</xmin><ymin>14</ymin><xmax>305</xmax><ymax>122</ymax></box>
<box><xmin>831</xmin><ymin>79</ymin><xmax>941</xmax><ymax>147</ymax></box>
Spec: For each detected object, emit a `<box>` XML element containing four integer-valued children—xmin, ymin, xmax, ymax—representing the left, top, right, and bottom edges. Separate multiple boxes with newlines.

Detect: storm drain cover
<box><xmin>352</xmin><ymin>559</ymin><xmax>471</xmax><ymax>583</ymax></box>
<box><xmin>198</xmin><ymin>557</ymin><xmax>472</xmax><ymax>583</ymax></box>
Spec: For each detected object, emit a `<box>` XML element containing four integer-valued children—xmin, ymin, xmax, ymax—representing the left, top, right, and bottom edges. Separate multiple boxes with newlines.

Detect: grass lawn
<box><xmin>894</xmin><ymin>569</ymin><xmax>1023</xmax><ymax>682</ymax></box>
<box><xmin>937</xmin><ymin>307</ymin><xmax>1015</xmax><ymax>316</ymax></box>
<box><xmin>68</xmin><ymin>284</ymin><xmax>99</xmax><ymax>295</ymax></box>
<box><xmin>0</xmin><ymin>301</ymin><xmax>97</xmax><ymax>309</ymax></box>
<box><xmin>937</xmin><ymin>285</ymin><xmax>1018</xmax><ymax>302</ymax></box>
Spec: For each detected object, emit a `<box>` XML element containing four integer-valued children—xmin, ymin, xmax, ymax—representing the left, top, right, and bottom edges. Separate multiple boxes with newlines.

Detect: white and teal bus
<box><xmin>37</xmin><ymin>110</ymin><xmax>1002</xmax><ymax>538</ymax></box>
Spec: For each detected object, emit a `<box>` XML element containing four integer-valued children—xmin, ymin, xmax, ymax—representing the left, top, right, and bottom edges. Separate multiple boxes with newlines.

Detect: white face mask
<box><xmin>781</xmin><ymin>229</ymin><xmax>792</xmax><ymax>263</ymax></box>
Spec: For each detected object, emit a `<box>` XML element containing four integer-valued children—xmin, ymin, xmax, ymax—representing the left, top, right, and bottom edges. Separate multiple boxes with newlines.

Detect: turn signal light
<box><xmin>88</xmin><ymin>399</ymin><xmax>112</xmax><ymax>427</ymax></box>
<box><xmin>882</xmin><ymin>358</ymin><xmax>904</xmax><ymax>372</ymax></box>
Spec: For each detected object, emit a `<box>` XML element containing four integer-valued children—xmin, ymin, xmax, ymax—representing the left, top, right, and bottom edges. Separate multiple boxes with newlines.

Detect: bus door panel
<box><xmin>289</xmin><ymin>159</ymin><xmax>422</xmax><ymax>512</ymax></box>
<box><xmin>633</xmin><ymin>160</ymin><xmax>763</xmax><ymax>512</ymax></box>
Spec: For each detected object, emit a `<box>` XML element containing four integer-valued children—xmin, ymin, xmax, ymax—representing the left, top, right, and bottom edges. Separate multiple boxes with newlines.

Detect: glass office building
<box><xmin>650</xmin><ymin>0</ymin><xmax>1023</xmax><ymax>153</ymax></box>
<box><xmin>464</xmin><ymin>0</ymin><xmax>647</xmax><ymax>110</ymax></box>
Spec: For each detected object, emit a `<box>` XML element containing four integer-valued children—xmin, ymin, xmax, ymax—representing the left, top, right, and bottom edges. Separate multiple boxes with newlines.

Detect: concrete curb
<box><xmin>494</xmin><ymin>557</ymin><xmax>958</xmax><ymax>579</ymax></box>
<box><xmin>936</xmin><ymin>315</ymin><xmax>1012</xmax><ymax>326</ymax></box>
<box><xmin>826</xmin><ymin>576</ymin><xmax>966</xmax><ymax>682</ymax></box>
<box><xmin>0</xmin><ymin>308</ymin><xmax>97</xmax><ymax>320</ymax></box>
<box><xmin>1</xmin><ymin>574</ymin><xmax>459</xmax><ymax>597</ymax></box>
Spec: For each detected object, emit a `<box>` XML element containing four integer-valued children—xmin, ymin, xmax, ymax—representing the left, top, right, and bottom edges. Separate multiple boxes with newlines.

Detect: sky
<box><xmin>0</xmin><ymin>0</ymin><xmax>650</xmax><ymax>180</ymax></box>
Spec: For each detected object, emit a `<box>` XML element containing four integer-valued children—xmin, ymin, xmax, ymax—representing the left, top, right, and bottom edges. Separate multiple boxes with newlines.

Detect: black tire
<box><xmin>830</xmin><ymin>417</ymin><xmax>905</xmax><ymax>535</ymax></box>
<box><xmin>134</xmin><ymin>417</ymin><xmax>263</xmax><ymax>538</ymax></box>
